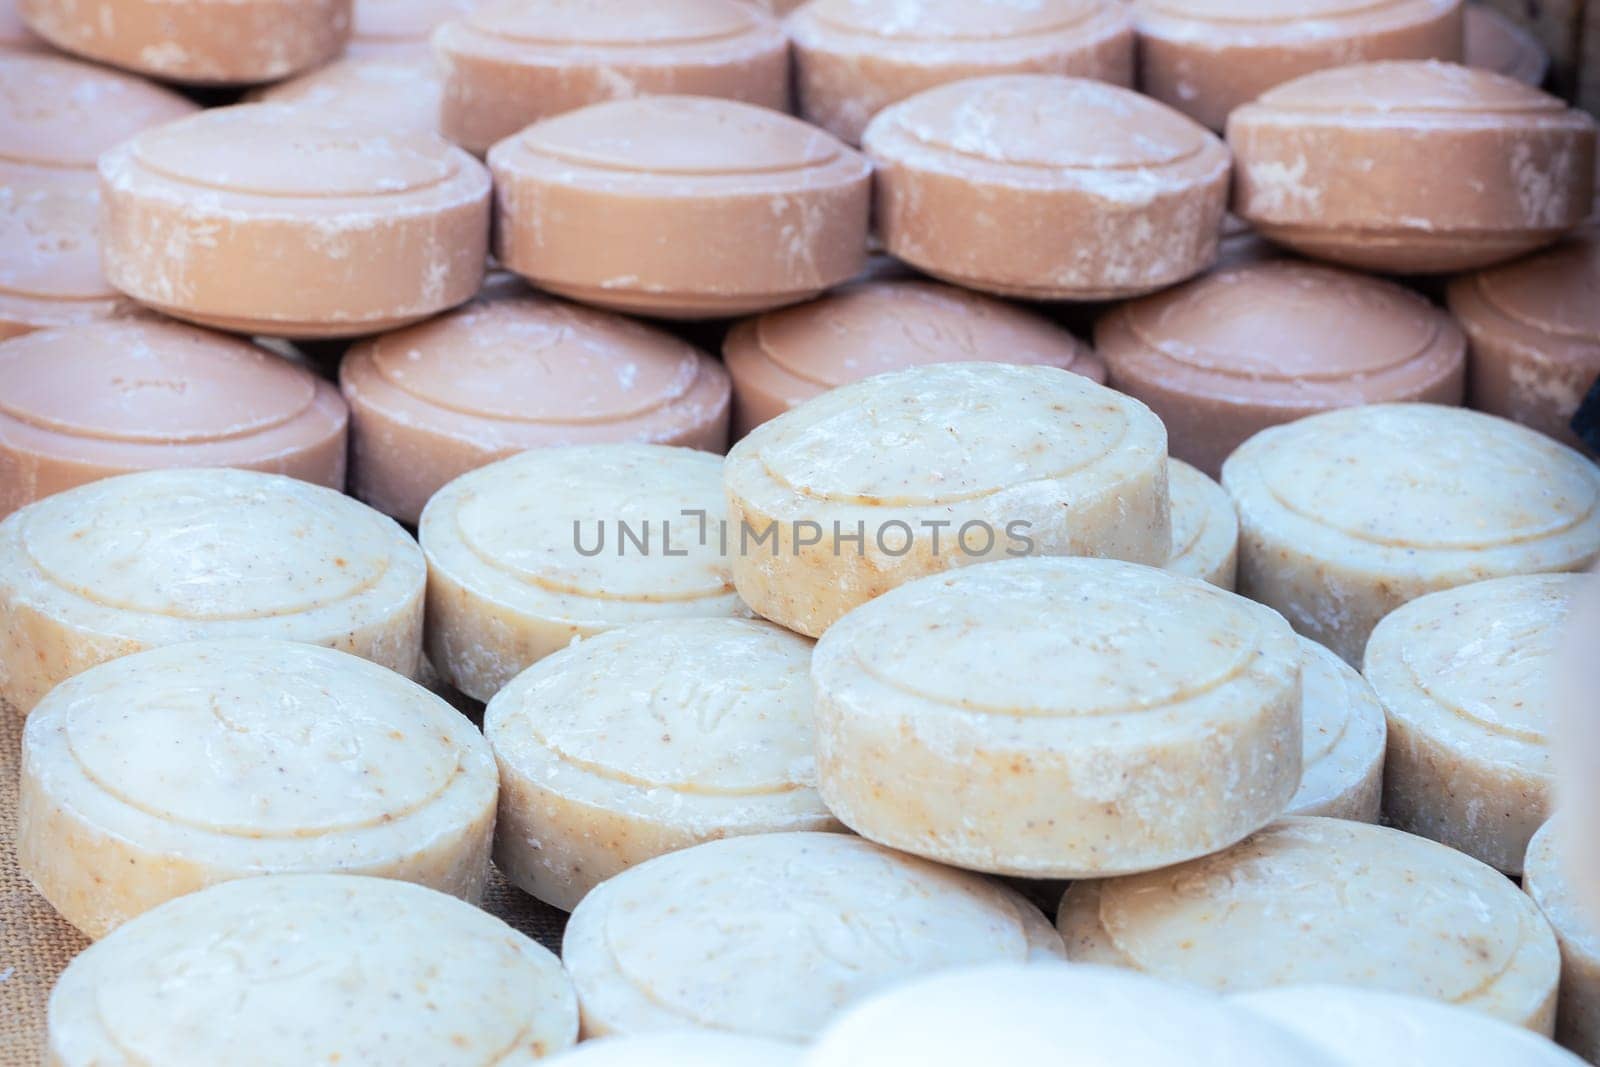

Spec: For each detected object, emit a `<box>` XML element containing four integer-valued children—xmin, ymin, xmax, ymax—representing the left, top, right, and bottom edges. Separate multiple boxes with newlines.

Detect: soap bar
<box><xmin>0</xmin><ymin>0</ymin><xmax>42</xmax><ymax>50</ymax></box>
<box><xmin>1134</xmin><ymin>0</ymin><xmax>1463</xmax><ymax>131</ymax></box>
<box><xmin>1214</xmin><ymin>213</ymin><xmax>1282</xmax><ymax>273</ymax></box>
<box><xmin>1364</xmin><ymin>573</ymin><xmax>1581</xmax><ymax>873</ymax></box>
<box><xmin>1229</xmin><ymin>61</ymin><xmax>1597</xmax><ymax>273</ymax></box>
<box><xmin>1525</xmin><ymin>818</ymin><xmax>1600</xmax><ymax>1064</ymax></box>
<box><xmin>1097</xmin><ymin>261</ymin><xmax>1467</xmax><ymax>477</ymax></box>
<box><xmin>551</xmin><ymin>1034</ymin><xmax>801</xmax><ymax>1066</ymax></box>
<box><xmin>1058</xmin><ymin>816</ymin><xmax>1562</xmax><ymax>1032</ymax></box>
<box><xmin>0</xmin><ymin>467</ymin><xmax>425</xmax><ymax>713</ymax></box>
<box><xmin>812</xmin><ymin>557</ymin><xmax>1301</xmax><ymax>878</ymax></box>
<box><xmin>1286</xmin><ymin>637</ymin><xmax>1385</xmax><ymax>821</ymax></box>
<box><xmin>18</xmin><ymin>639</ymin><xmax>497</xmax><ymax>938</ymax></box>
<box><xmin>486</xmin><ymin>617</ymin><xmax>837</xmax><ymax>911</ymax></box>
<box><xmin>349</xmin><ymin>0</ymin><xmax>474</xmax><ymax>56</ymax></box>
<box><xmin>490</xmin><ymin>96</ymin><xmax>870</xmax><ymax>320</ymax></box>
<box><xmin>724</xmin><ymin>363</ymin><xmax>1170</xmax><ymax>637</ymax></box>
<box><xmin>0</xmin><ymin>319</ymin><xmax>347</xmax><ymax>517</ymax></box>
<box><xmin>865</xmin><ymin>75</ymin><xmax>1230</xmax><ymax>300</ymax></box>
<box><xmin>1222</xmin><ymin>404</ymin><xmax>1600</xmax><ymax>664</ymax></box>
<box><xmin>562</xmin><ymin>832</ymin><xmax>1065</xmax><ymax>1041</ymax></box>
<box><xmin>341</xmin><ymin>285</ymin><xmax>730</xmax><ymax>525</ymax></box>
<box><xmin>1448</xmin><ymin>229</ymin><xmax>1600</xmax><ymax>451</ymax></box>
<box><xmin>46</xmin><ymin>874</ymin><xmax>578</xmax><ymax>1065</ymax></box>
<box><xmin>254</xmin><ymin>56</ymin><xmax>443</xmax><ymax>134</ymax></box>
<box><xmin>789</xmin><ymin>0</ymin><xmax>1134</xmax><ymax>144</ymax></box>
<box><xmin>1560</xmin><ymin>571</ymin><xmax>1600</xmax><ymax>923</ymax></box>
<box><xmin>722</xmin><ymin>279</ymin><xmax>1105</xmax><ymax>437</ymax></box>
<box><xmin>99</xmin><ymin>104</ymin><xmax>490</xmax><ymax>339</ymax></box>
<box><xmin>19</xmin><ymin>0</ymin><xmax>349</xmax><ymax>84</ymax></box>
<box><xmin>420</xmin><ymin>444</ymin><xmax>743</xmax><ymax>702</ymax></box>
<box><xmin>436</xmin><ymin>0</ymin><xmax>788</xmax><ymax>155</ymax></box>
<box><xmin>1164</xmin><ymin>459</ymin><xmax>1238</xmax><ymax>589</ymax></box>
<box><xmin>0</xmin><ymin>55</ymin><xmax>194</xmax><ymax>339</ymax></box>
<box><xmin>1465</xmin><ymin>4</ymin><xmax>1550</xmax><ymax>85</ymax></box>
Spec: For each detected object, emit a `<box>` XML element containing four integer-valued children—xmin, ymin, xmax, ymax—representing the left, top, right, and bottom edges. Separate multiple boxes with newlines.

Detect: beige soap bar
<box><xmin>724</xmin><ymin>363</ymin><xmax>1170</xmax><ymax>637</ymax></box>
<box><xmin>1287</xmin><ymin>637</ymin><xmax>1386</xmax><ymax>822</ymax></box>
<box><xmin>0</xmin><ymin>467</ymin><xmax>424</xmax><ymax>713</ymax></box>
<box><xmin>1365</xmin><ymin>573</ymin><xmax>1583</xmax><ymax>874</ymax></box>
<box><xmin>47</xmin><ymin>874</ymin><xmax>578</xmax><ymax>1065</ymax></box>
<box><xmin>813</xmin><ymin>557</ymin><xmax>1301</xmax><ymax>878</ymax></box>
<box><xmin>562</xmin><ymin>832</ymin><xmax>1065</xmax><ymax>1042</ymax></box>
<box><xmin>1223</xmin><ymin>403</ymin><xmax>1600</xmax><ymax>665</ymax></box>
<box><xmin>552</xmin><ymin>1034</ymin><xmax>801</xmax><ymax>1065</ymax></box>
<box><xmin>486</xmin><ymin>617</ymin><xmax>838</xmax><ymax>911</ymax></box>
<box><xmin>1059</xmin><ymin>817</ymin><xmax>1562</xmax><ymax>1032</ymax></box>
<box><xmin>18</xmin><ymin>639</ymin><xmax>497</xmax><ymax>938</ymax></box>
<box><xmin>348</xmin><ymin>0</ymin><xmax>474</xmax><ymax>56</ymax></box>
<box><xmin>1525</xmin><ymin>818</ymin><xmax>1600</xmax><ymax>1064</ymax></box>
<box><xmin>1164</xmin><ymin>459</ymin><xmax>1238</xmax><ymax>589</ymax></box>
<box><xmin>254</xmin><ymin>56</ymin><xmax>443</xmax><ymax>134</ymax></box>
<box><xmin>421</xmin><ymin>444</ymin><xmax>744</xmax><ymax>702</ymax></box>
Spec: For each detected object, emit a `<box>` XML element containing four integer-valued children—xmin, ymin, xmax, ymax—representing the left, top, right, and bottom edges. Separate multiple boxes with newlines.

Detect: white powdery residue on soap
<box><xmin>1244</xmin><ymin>152</ymin><xmax>1321</xmax><ymax>217</ymax></box>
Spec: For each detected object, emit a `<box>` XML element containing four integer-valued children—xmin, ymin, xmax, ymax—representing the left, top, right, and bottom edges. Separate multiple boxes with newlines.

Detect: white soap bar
<box><xmin>1525</xmin><ymin>818</ymin><xmax>1600</xmax><ymax>1063</ymax></box>
<box><xmin>18</xmin><ymin>639</ymin><xmax>498</xmax><ymax>938</ymax></box>
<box><xmin>486</xmin><ymin>617</ymin><xmax>838</xmax><ymax>911</ymax></box>
<box><xmin>546</xmin><ymin>1033</ymin><xmax>801</xmax><ymax>1065</ymax></box>
<box><xmin>1285</xmin><ymin>636</ymin><xmax>1386</xmax><ymax>822</ymax></box>
<box><xmin>1165</xmin><ymin>457</ymin><xmax>1238</xmax><ymax>589</ymax></box>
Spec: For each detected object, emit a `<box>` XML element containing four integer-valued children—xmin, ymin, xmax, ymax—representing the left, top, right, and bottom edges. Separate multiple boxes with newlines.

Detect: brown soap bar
<box><xmin>19</xmin><ymin>0</ymin><xmax>349</xmax><ymax>85</ymax></box>
<box><xmin>789</xmin><ymin>0</ymin><xmax>1133</xmax><ymax>145</ymax></box>
<box><xmin>723</xmin><ymin>279</ymin><xmax>1105</xmax><ymax>437</ymax></box>
<box><xmin>1449</xmin><ymin>229</ymin><xmax>1600</xmax><ymax>451</ymax></box>
<box><xmin>436</xmin><ymin>0</ymin><xmax>788</xmax><ymax>155</ymax></box>
<box><xmin>341</xmin><ymin>282</ymin><xmax>731</xmax><ymax>525</ymax></box>
<box><xmin>1464</xmin><ymin>3</ymin><xmax>1550</xmax><ymax>86</ymax></box>
<box><xmin>1229</xmin><ymin>61</ymin><xmax>1597</xmax><ymax>274</ymax></box>
<box><xmin>100</xmin><ymin>104</ymin><xmax>490</xmax><ymax>339</ymax></box>
<box><xmin>0</xmin><ymin>55</ymin><xmax>195</xmax><ymax>340</ymax></box>
<box><xmin>0</xmin><ymin>319</ymin><xmax>347</xmax><ymax>517</ymax></box>
<box><xmin>865</xmin><ymin>74</ymin><xmax>1229</xmax><ymax>301</ymax></box>
<box><xmin>491</xmin><ymin>96</ymin><xmax>870</xmax><ymax>320</ymax></box>
<box><xmin>1134</xmin><ymin>0</ymin><xmax>1463</xmax><ymax>131</ymax></box>
<box><xmin>1097</xmin><ymin>261</ymin><xmax>1465</xmax><ymax>476</ymax></box>
<box><xmin>348</xmin><ymin>0</ymin><xmax>475</xmax><ymax>57</ymax></box>
<box><xmin>254</xmin><ymin>56</ymin><xmax>442</xmax><ymax>133</ymax></box>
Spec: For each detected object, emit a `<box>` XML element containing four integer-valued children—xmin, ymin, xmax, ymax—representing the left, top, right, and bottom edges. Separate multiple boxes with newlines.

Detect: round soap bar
<box><xmin>1526</xmin><ymin>818</ymin><xmax>1600</xmax><ymax>1063</ymax></box>
<box><xmin>1058</xmin><ymin>816</ymin><xmax>1562</xmax><ymax>1032</ymax></box>
<box><xmin>420</xmin><ymin>444</ymin><xmax>742</xmax><ymax>702</ymax></box>
<box><xmin>865</xmin><ymin>75</ymin><xmax>1230</xmax><ymax>300</ymax></box>
<box><xmin>788</xmin><ymin>0</ymin><xmax>1134</xmax><ymax>145</ymax></box>
<box><xmin>349</xmin><ymin>0</ymin><xmax>474</xmax><ymax>56</ymax></box>
<box><xmin>1133</xmin><ymin>0</ymin><xmax>1463</xmax><ymax>132</ymax></box>
<box><xmin>0</xmin><ymin>319</ymin><xmax>347</xmax><ymax>518</ymax></box>
<box><xmin>18</xmin><ymin>639</ymin><xmax>497</xmax><ymax>938</ymax></box>
<box><xmin>18</xmin><ymin>0</ymin><xmax>349</xmax><ymax>84</ymax></box>
<box><xmin>253</xmin><ymin>56</ymin><xmax>442</xmax><ymax>133</ymax></box>
<box><xmin>490</xmin><ymin>96</ymin><xmax>870</xmax><ymax>320</ymax></box>
<box><xmin>1222</xmin><ymin>403</ymin><xmax>1600</xmax><ymax>665</ymax></box>
<box><xmin>0</xmin><ymin>467</ymin><xmax>424</xmax><ymax>713</ymax></box>
<box><xmin>486</xmin><ymin>617</ymin><xmax>838</xmax><ymax>911</ymax></box>
<box><xmin>99</xmin><ymin>104</ymin><xmax>490</xmax><ymax>340</ymax></box>
<box><xmin>722</xmin><ymin>279</ymin><xmax>1106</xmax><ymax>437</ymax></box>
<box><xmin>1</xmin><ymin>0</ymin><xmax>43</xmax><ymax>51</ymax></box>
<box><xmin>562</xmin><ymin>832</ymin><xmax>1065</xmax><ymax>1041</ymax></box>
<box><xmin>1236</xmin><ymin>986</ymin><xmax>1585</xmax><ymax>1066</ymax></box>
<box><xmin>1097</xmin><ymin>262</ymin><xmax>1467</xmax><ymax>477</ymax></box>
<box><xmin>1449</xmin><ymin>230</ymin><xmax>1600</xmax><ymax>451</ymax></box>
<box><xmin>46</xmin><ymin>874</ymin><xmax>578</xmax><ymax>1065</ymax></box>
<box><xmin>1228</xmin><ymin>61</ymin><xmax>1597</xmax><ymax>274</ymax></box>
<box><xmin>1465</xmin><ymin>4</ymin><xmax>1550</xmax><ymax>86</ymax></box>
<box><xmin>725</xmin><ymin>363</ymin><xmax>1171</xmax><ymax>637</ymax></box>
<box><xmin>342</xmin><ymin>288</ymin><xmax>730</xmax><ymax>525</ymax></box>
<box><xmin>436</xmin><ymin>0</ymin><xmax>788</xmax><ymax>155</ymax></box>
<box><xmin>0</xmin><ymin>55</ymin><xmax>195</xmax><ymax>340</ymax></box>
<box><xmin>1287</xmin><ymin>637</ymin><xmax>1385</xmax><ymax>821</ymax></box>
<box><xmin>1164</xmin><ymin>459</ymin><xmax>1238</xmax><ymax>589</ymax></box>
<box><xmin>1364</xmin><ymin>573</ymin><xmax>1582</xmax><ymax>873</ymax></box>
<box><xmin>1560</xmin><ymin>571</ymin><xmax>1600</xmax><ymax>922</ymax></box>
<box><xmin>553</xmin><ymin>1034</ymin><xmax>801</xmax><ymax>1066</ymax></box>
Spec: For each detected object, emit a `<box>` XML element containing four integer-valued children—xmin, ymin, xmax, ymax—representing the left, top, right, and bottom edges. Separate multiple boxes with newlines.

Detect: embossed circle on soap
<box><xmin>1478</xmin><ymin>237</ymin><xmax>1600</xmax><ymax>341</ymax></box>
<box><xmin>1258</xmin><ymin>62</ymin><xmax>1566</xmax><ymax>115</ymax></box>
<box><xmin>19</xmin><ymin>479</ymin><xmax>388</xmax><ymax>619</ymax></box>
<box><xmin>1257</xmin><ymin>413</ymin><xmax>1599</xmax><ymax>550</ymax></box>
<box><xmin>465</xmin><ymin>0</ymin><xmax>760</xmax><ymax>46</ymax></box>
<box><xmin>0</xmin><ymin>325</ymin><xmax>315</xmax><ymax>442</ymax></box>
<box><xmin>847</xmin><ymin>567</ymin><xmax>1262</xmax><ymax>715</ymax></box>
<box><xmin>0</xmin><ymin>56</ymin><xmax>195</xmax><ymax>168</ymax></box>
<box><xmin>1169</xmin><ymin>468</ymin><xmax>1211</xmax><ymax>560</ymax></box>
<box><xmin>1300</xmin><ymin>645</ymin><xmax>1356</xmax><ymax>765</ymax></box>
<box><xmin>0</xmin><ymin>180</ymin><xmax>110</xmax><ymax>300</ymax></box>
<box><xmin>131</xmin><ymin>111</ymin><xmax>458</xmax><ymax>198</ymax></box>
<box><xmin>369</xmin><ymin>305</ymin><xmax>698</xmax><ymax>422</ymax></box>
<box><xmin>810</xmin><ymin>0</ymin><xmax>1101</xmax><ymax>40</ymax></box>
<box><xmin>1144</xmin><ymin>0</ymin><xmax>1398</xmax><ymax>22</ymax></box>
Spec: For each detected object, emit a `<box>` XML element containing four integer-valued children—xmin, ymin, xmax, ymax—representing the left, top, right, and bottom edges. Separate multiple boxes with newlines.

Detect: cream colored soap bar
<box><xmin>563</xmin><ymin>832</ymin><xmax>1064</xmax><ymax>1041</ymax></box>
<box><xmin>421</xmin><ymin>444</ymin><xmax>743</xmax><ymax>702</ymax></box>
<box><xmin>0</xmin><ymin>467</ymin><xmax>424</xmax><ymax>713</ymax></box>
<box><xmin>724</xmin><ymin>363</ymin><xmax>1170</xmax><ymax>637</ymax></box>
<box><xmin>1223</xmin><ymin>403</ymin><xmax>1600</xmax><ymax>665</ymax></box>
<box><xmin>1366</xmin><ymin>574</ymin><xmax>1584</xmax><ymax>874</ymax></box>
<box><xmin>1286</xmin><ymin>637</ymin><xmax>1385</xmax><ymax>822</ymax></box>
<box><xmin>547</xmin><ymin>1034</ymin><xmax>801</xmax><ymax>1065</ymax></box>
<box><xmin>813</xmin><ymin>558</ymin><xmax>1302</xmax><ymax>878</ymax></box>
<box><xmin>47</xmin><ymin>874</ymin><xmax>579</xmax><ymax>1065</ymax></box>
<box><xmin>19</xmin><ymin>640</ymin><xmax>497</xmax><ymax>938</ymax></box>
<box><xmin>486</xmin><ymin>617</ymin><xmax>839</xmax><ymax>911</ymax></box>
<box><xmin>1525</xmin><ymin>818</ymin><xmax>1600</xmax><ymax>1064</ymax></box>
<box><xmin>1165</xmin><ymin>459</ymin><xmax>1238</xmax><ymax>589</ymax></box>
<box><xmin>1059</xmin><ymin>817</ymin><xmax>1562</xmax><ymax>1033</ymax></box>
